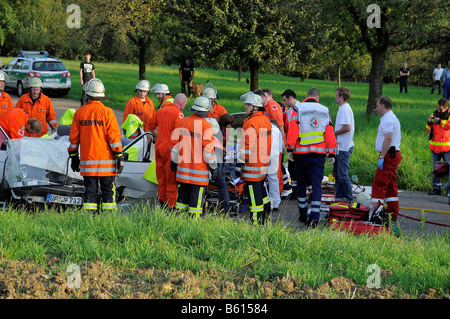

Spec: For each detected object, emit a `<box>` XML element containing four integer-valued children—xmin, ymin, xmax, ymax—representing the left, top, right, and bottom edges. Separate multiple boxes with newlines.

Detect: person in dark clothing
<box><xmin>399</xmin><ymin>62</ymin><xmax>410</xmax><ymax>94</ymax></box>
<box><xmin>179</xmin><ymin>58</ymin><xmax>195</xmax><ymax>97</ymax></box>
<box><xmin>80</xmin><ymin>53</ymin><xmax>96</xmax><ymax>106</ymax></box>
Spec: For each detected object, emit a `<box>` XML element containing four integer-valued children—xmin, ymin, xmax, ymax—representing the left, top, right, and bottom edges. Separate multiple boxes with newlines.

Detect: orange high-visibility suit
<box><xmin>238</xmin><ymin>111</ymin><xmax>272</xmax><ymax>182</ymax></box>
<box><xmin>68</xmin><ymin>100</ymin><xmax>123</xmax><ymax>211</ymax></box>
<box><xmin>123</xmin><ymin>95</ymin><xmax>155</xmax><ymax>138</ymax></box>
<box><xmin>146</xmin><ymin>102</ymin><xmax>184</xmax><ymax>207</ymax></box>
<box><xmin>171</xmin><ymin>114</ymin><xmax>216</xmax><ymax>216</ymax></box>
<box><xmin>0</xmin><ymin>108</ymin><xmax>28</xmax><ymax>139</ymax></box>
<box><xmin>237</xmin><ymin>110</ymin><xmax>272</xmax><ymax>224</ymax></box>
<box><xmin>158</xmin><ymin>95</ymin><xmax>174</xmax><ymax>109</ymax></box>
<box><xmin>16</xmin><ymin>92</ymin><xmax>57</xmax><ymax>137</ymax></box>
<box><xmin>263</xmin><ymin>97</ymin><xmax>284</xmax><ymax>193</ymax></box>
<box><xmin>207</xmin><ymin>101</ymin><xmax>228</xmax><ymax>121</ymax></box>
<box><xmin>0</xmin><ymin>91</ymin><xmax>14</xmax><ymax>115</ymax></box>
<box><xmin>68</xmin><ymin>100</ymin><xmax>123</xmax><ymax>177</ymax></box>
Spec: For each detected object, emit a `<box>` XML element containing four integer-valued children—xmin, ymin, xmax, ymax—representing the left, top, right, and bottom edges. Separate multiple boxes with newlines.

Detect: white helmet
<box><xmin>240</xmin><ymin>92</ymin><xmax>263</xmax><ymax>107</ymax></box>
<box><xmin>152</xmin><ymin>83</ymin><xmax>170</xmax><ymax>94</ymax></box>
<box><xmin>190</xmin><ymin>96</ymin><xmax>211</xmax><ymax>113</ymax></box>
<box><xmin>136</xmin><ymin>80</ymin><xmax>150</xmax><ymax>91</ymax></box>
<box><xmin>203</xmin><ymin>87</ymin><xmax>217</xmax><ymax>99</ymax></box>
<box><xmin>85</xmin><ymin>78</ymin><xmax>108</xmax><ymax>100</ymax></box>
<box><xmin>29</xmin><ymin>77</ymin><xmax>43</xmax><ymax>88</ymax></box>
<box><xmin>203</xmin><ymin>82</ymin><xmax>219</xmax><ymax>99</ymax></box>
<box><xmin>205</xmin><ymin>118</ymin><xmax>220</xmax><ymax>135</ymax></box>
<box><xmin>0</xmin><ymin>71</ymin><xmax>6</xmax><ymax>81</ymax></box>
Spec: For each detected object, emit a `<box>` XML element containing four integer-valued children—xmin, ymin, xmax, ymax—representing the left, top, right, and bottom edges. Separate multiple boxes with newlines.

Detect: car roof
<box><xmin>17</xmin><ymin>51</ymin><xmax>62</xmax><ymax>62</ymax></box>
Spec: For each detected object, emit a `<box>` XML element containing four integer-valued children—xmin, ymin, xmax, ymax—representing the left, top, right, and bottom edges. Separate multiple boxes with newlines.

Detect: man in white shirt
<box><xmin>333</xmin><ymin>87</ymin><xmax>355</xmax><ymax>202</ymax></box>
<box><xmin>371</xmin><ymin>96</ymin><xmax>402</xmax><ymax>221</ymax></box>
<box><xmin>431</xmin><ymin>63</ymin><xmax>444</xmax><ymax>95</ymax></box>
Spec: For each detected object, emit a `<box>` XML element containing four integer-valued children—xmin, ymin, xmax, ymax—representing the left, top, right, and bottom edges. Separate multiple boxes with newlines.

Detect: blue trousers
<box><xmin>294</xmin><ymin>153</ymin><xmax>325</xmax><ymax>222</ymax></box>
<box><xmin>333</xmin><ymin>147</ymin><xmax>354</xmax><ymax>201</ymax></box>
<box><xmin>443</xmin><ymin>77</ymin><xmax>450</xmax><ymax>99</ymax></box>
<box><xmin>213</xmin><ymin>162</ymin><xmax>231</xmax><ymax>214</ymax></box>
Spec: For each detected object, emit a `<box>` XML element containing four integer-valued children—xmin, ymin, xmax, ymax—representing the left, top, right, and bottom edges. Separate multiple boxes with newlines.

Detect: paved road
<box><xmin>10</xmin><ymin>94</ymin><xmax>450</xmax><ymax>237</ymax></box>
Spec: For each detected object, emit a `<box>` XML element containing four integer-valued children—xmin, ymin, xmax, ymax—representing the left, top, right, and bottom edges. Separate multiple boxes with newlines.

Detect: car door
<box><xmin>4</xmin><ymin>59</ymin><xmax>17</xmax><ymax>90</ymax></box>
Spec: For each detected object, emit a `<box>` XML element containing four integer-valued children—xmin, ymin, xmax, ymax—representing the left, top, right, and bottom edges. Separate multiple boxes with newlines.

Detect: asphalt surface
<box><xmin>10</xmin><ymin>93</ymin><xmax>450</xmax><ymax>237</ymax></box>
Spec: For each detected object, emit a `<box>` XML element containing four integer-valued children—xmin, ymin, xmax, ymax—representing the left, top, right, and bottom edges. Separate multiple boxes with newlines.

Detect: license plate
<box><xmin>44</xmin><ymin>78</ymin><xmax>60</xmax><ymax>82</ymax></box>
<box><xmin>46</xmin><ymin>194</ymin><xmax>82</xmax><ymax>205</ymax></box>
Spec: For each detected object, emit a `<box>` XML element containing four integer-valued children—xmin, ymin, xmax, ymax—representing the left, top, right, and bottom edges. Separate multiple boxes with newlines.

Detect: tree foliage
<box><xmin>167</xmin><ymin>0</ymin><xmax>296</xmax><ymax>90</ymax></box>
<box><xmin>319</xmin><ymin>0</ymin><xmax>449</xmax><ymax>115</ymax></box>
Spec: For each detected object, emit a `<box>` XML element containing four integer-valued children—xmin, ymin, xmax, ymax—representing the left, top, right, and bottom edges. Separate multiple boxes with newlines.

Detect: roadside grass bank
<box><xmin>0</xmin><ymin>204</ymin><xmax>448</xmax><ymax>298</ymax></box>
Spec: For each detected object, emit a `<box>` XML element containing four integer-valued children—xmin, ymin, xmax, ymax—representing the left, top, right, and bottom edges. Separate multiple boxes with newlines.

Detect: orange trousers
<box><xmin>155</xmin><ymin>144</ymin><xmax>178</xmax><ymax>207</ymax></box>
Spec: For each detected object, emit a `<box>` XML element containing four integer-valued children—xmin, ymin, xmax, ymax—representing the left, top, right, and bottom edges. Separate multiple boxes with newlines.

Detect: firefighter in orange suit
<box><xmin>0</xmin><ymin>72</ymin><xmax>14</xmax><ymax>114</ymax></box>
<box><xmin>68</xmin><ymin>79</ymin><xmax>124</xmax><ymax>212</ymax></box>
<box><xmin>123</xmin><ymin>80</ymin><xmax>155</xmax><ymax>139</ymax></box>
<box><xmin>286</xmin><ymin>88</ymin><xmax>337</xmax><ymax>227</ymax></box>
<box><xmin>255</xmin><ymin>88</ymin><xmax>285</xmax><ymax>195</ymax></box>
<box><xmin>146</xmin><ymin>93</ymin><xmax>187</xmax><ymax>208</ymax></box>
<box><xmin>152</xmin><ymin>83</ymin><xmax>174</xmax><ymax>109</ymax></box>
<box><xmin>426</xmin><ymin>98</ymin><xmax>450</xmax><ymax>196</ymax></box>
<box><xmin>203</xmin><ymin>85</ymin><xmax>228</xmax><ymax>121</ymax></box>
<box><xmin>170</xmin><ymin>96</ymin><xmax>218</xmax><ymax>218</ymax></box>
<box><xmin>16</xmin><ymin>78</ymin><xmax>57</xmax><ymax>137</ymax></box>
<box><xmin>0</xmin><ymin>108</ymin><xmax>42</xmax><ymax>139</ymax></box>
<box><xmin>236</xmin><ymin>92</ymin><xmax>272</xmax><ymax>225</ymax></box>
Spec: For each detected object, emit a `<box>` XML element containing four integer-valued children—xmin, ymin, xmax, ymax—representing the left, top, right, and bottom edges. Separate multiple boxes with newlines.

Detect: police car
<box><xmin>3</xmin><ymin>50</ymin><xmax>71</xmax><ymax>96</ymax></box>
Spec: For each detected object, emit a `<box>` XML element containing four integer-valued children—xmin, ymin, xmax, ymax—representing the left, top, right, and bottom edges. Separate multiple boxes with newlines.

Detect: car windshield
<box><xmin>33</xmin><ymin>61</ymin><xmax>67</xmax><ymax>72</ymax></box>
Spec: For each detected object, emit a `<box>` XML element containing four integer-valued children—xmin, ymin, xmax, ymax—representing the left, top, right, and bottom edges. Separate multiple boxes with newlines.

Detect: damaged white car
<box><xmin>0</xmin><ymin>126</ymin><xmax>158</xmax><ymax>207</ymax></box>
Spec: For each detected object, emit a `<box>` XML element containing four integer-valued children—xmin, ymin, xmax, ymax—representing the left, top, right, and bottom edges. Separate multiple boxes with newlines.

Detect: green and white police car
<box><xmin>3</xmin><ymin>50</ymin><xmax>71</xmax><ymax>96</ymax></box>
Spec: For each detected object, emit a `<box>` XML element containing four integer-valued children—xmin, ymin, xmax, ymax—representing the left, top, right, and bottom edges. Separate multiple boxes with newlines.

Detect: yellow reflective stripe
<box><xmin>442</xmin><ymin>120</ymin><xmax>448</xmax><ymax>127</ymax></box>
<box><xmin>263</xmin><ymin>196</ymin><xmax>270</xmax><ymax>205</ymax></box>
<box><xmin>300</xmin><ymin>136</ymin><xmax>325</xmax><ymax>144</ymax></box>
<box><xmin>299</xmin><ymin>131</ymin><xmax>324</xmax><ymax>138</ymax></box>
<box><xmin>248</xmin><ymin>185</ymin><xmax>256</xmax><ymax>208</ymax></box>
<box><xmin>429</xmin><ymin>141</ymin><xmax>450</xmax><ymax>146</ymax></box>
<box><xmin>82</xmin><ymin>203</ymin><xmax>97</xmax><ymax>210</ymax></box>
<box><xmin>176</xmin><ymin>202</ymin><xmax>188</xmax><ymax>210</ymax></box>
<box><xmin>101</xmin><ymin>203</ymin><xmax>117</xmax><ymax>210</ymax></box>
<box><xmin>197</xmin><ymin>187</ymin><xmax>204</xmax><ymax>210</ymax></box>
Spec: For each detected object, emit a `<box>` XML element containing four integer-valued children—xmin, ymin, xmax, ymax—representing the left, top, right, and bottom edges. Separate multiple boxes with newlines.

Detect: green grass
<box><xmin>1</xmin><ymin>56</ymin><xmax>440</xmax><ymax>191</ymax></box>
<box><xmin>0</xmin><ymin>204</ymin><xmax>448</xmax><ymax>295</ymax></box>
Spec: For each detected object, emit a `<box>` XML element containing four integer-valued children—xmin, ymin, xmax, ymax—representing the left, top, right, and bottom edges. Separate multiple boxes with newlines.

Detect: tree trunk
<box><xmin>238</xmin><ymin>61</ymin><xmax>242</xmax><ymax>82</ymax></box>
<box><xmin>249</xmin><ymin>59</ymin><xmax>259</xmax><ymax>91</ymax></box>
<box><xmin>138</xmin><ymin>38</ymin><xmax>146</xmax><ymax>80</ymax></box>
<box><xmin>338</xmin><ymin>65</ymin><xmax>341</xmax><ymax>87</ymax></box>
<box><xmin>366</xmin><ymin>49</ymin><xmax>387</xmax><ymax>116</ymax></box>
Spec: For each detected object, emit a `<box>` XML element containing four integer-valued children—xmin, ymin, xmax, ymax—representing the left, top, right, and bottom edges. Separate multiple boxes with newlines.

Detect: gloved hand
<box><xmin>116</xmin><ymin>152</ymin><xmax>125</xmax><ymax>174</ymax></box>
<box><xmin>378</xmin><ymin>157</ymin><xmax>384</xmax><ymax>170</ymax></box>
<box><xmin>170</xmin><ymin>160</ymin><xmax>177</xmax><ymax>172</ymax></box>
<box><xmin>287</xmin><ymin>151</ymin><xmax>294</xmax><ymax>162</ymax></box>
<box><xmin>210</xmin><ymin>167</ymin><xmax>219</xmax><ymax>180</ymax></box>
<box><xmin>69</xmin><ymin>152</ymin><xmax>80</xmax><ymax>172</ymax></box>
<box><xmin>326</xmin><ymin>155</ymin><xmax>335</xmax><ymax>166</ymax></box>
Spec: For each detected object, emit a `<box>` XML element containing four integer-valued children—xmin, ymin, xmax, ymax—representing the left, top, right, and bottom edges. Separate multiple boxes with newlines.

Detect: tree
<box><xmin>168</xmin><ymin>0</ymin><xmax>295</xmax><ymax>91</ymax></box>
<box><xmin>78</xmin><ymin>0</ymin><xmax>165</xmax><ymax>80</ymax></box>
<box><xmin>320</xmin><ymin>0</ymin><xmax>449</xmax><ymax>115</ymax></box>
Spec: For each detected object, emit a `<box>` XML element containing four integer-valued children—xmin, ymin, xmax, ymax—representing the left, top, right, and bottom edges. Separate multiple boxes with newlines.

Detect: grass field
<box><xmin>2</xmin><ymin>56</ymin><xmax>442</xmax><ymax>191</ymax></box>
<box><xmin>0</xmin><ymin>205</ymin><xmax>448</xmax><ymax>298</ymax></box>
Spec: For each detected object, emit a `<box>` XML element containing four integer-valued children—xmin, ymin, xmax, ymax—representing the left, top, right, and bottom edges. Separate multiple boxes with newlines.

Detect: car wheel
<box><xmin>17</xmin><ymin>82</ymin><xmax>24</xmax><ymax>97</ymax></box>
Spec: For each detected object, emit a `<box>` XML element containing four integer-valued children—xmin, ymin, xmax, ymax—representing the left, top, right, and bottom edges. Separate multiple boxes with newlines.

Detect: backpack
<box><xmin>328</xmin><ymin>201</ymin><xmax>369</xmax><ymax>223</ymax></box>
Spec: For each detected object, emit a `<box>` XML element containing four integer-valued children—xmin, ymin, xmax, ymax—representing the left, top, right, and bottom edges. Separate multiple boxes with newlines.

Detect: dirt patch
<box><xmin>0</xmin><ymin>257</ymin><xmax>446</xmax><ymax>299</ymax></box>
